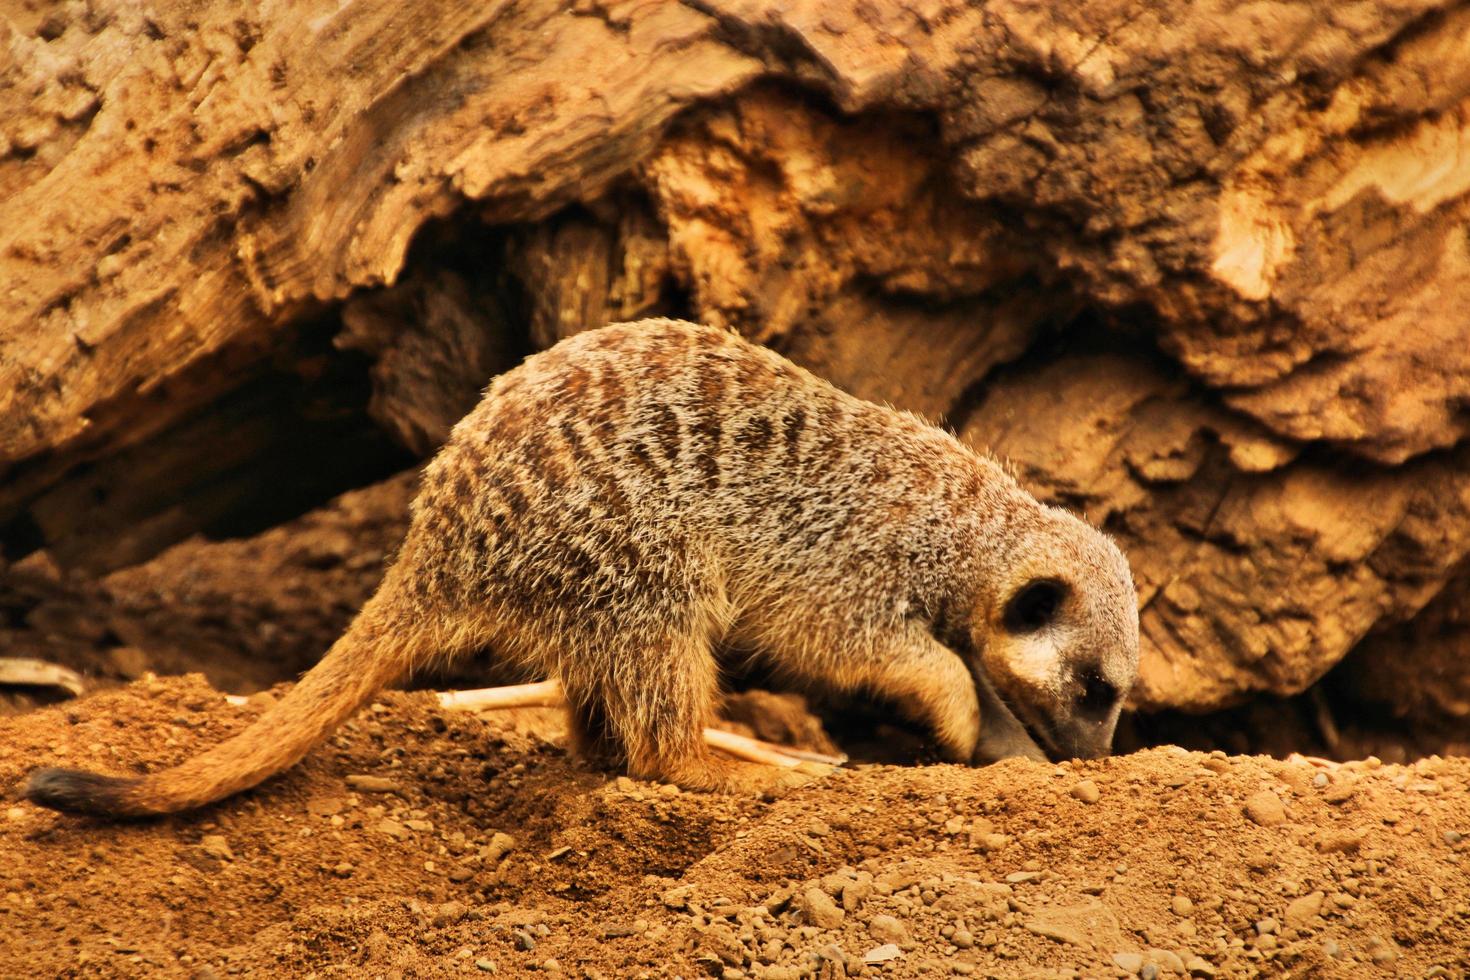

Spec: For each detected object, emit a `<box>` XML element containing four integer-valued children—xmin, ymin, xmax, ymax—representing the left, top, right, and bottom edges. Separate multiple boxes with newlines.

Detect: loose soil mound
<box><xmin>3</xmin><ymin>676</ymin><xmax>1468</xmax><ymax>978</ymax></box>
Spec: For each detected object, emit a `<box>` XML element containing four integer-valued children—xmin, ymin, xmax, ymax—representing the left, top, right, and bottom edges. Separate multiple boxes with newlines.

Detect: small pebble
<box><xmin>1244</xmin><ymin>791</ymin><xmax>1287</xmax><ymax>827</ymax></box>
<box><xmin>1284</xmin><ymin>891</ymin><xmax>1324</xmax><ymax>928</ymax></box>
<box><xmin>1069</xmin><ymin>780</ymin><xmax>1100</xmax><ymax>804</ymax></box>
<box><xmin>1316</xmin><ymin>830</ymin><xmax>1363</xmax><ymax>854</ymax></box>
<box><xmin>376</xmin><ymin>819</ymin><xmax>409</xmax><ymax>841</ymax></box>
<box><xmin>475</xmin><ymin>959</ymin><xmax>496</xmax><ymax>973</ymax></box>
<box><xmin>305</xmin><ymin>796</ymin><xmax>345</xmax><ymax>817</ymax></box>
<box><xmin>868</xmin><ymin>915</ymin><xmax>909</xmax><ymax>945</ymax></box>
<box><xmin>1171</xmin><ymin>896</ymin><xmax>1194</xmax><ymax>917</ymax></box>
<box><xmin>1185</xmin><ymin>955</ymin><xmax>1216</xmax><ymax>976</ymax></box>
<box><xmin>1148</xmin><ymin>951</ymin><xmax>1184</xmax><ymax>973</ymax></box>
<box><xmin>862</xmin><ymin>943</ymin><xmax>902</xmax><ymax>964</ymax></box>
<box><xmin>199</xmin><ymin>835</ymin><xmax>234</xmax><ymax>862</ymax></box>
<box><xmin>801</xmin><ymin>886</ymin><xmax>844</xmax><ymax>929</ymax></box>
<box><xmin>345</xmin><ymin>774</ymin><xmax>399</xmax><ymax>793</ymax></box>
<box><xmin>1369</xmin><ymin>939</ymin><xmax>1400</xmax><ymax>966</ymax></box>
<box><xmin>432</xmin><ymin>901</ymin><xmax>466</xmax><ymax>926</ymax></box>
<box><xmin>663</xmin><ymin>885</ymin><xmax>696</xmax><ymax>909</ymax></box>
<box><xmin>481</xmin><ymin>832</ymin><xmax>517</xmax><ymax>864</ymax></box>
<box><xmin>1111</xmin><ymin>952</ymin><xmax>1143</xmax><ymax>974</ymax></box>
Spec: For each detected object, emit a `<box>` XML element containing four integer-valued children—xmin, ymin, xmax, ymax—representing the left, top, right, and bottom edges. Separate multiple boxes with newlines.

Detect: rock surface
<box><xmin>3</xmin><ymin>1</ymin><xmax>1470</xmax><ymax>716</ymax></box>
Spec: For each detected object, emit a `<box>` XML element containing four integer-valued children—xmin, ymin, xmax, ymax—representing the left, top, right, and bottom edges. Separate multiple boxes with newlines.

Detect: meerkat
<box><xmin>23</xmin><ymin>319</ymin><xmax>1139</xmax><ymax>818</ymax></box>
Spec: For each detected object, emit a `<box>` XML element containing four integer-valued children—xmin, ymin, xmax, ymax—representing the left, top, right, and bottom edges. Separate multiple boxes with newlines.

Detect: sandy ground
<box><xmin>3</xmin><ymin>675</ymin><xmax>1468</xmax><ymax>978</ymax></box>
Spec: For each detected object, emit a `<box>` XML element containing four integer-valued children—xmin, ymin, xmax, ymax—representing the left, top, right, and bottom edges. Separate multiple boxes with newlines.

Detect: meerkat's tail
<box><xmin>24</xmin><ymin>583</ymin><xmax>425</xmax><ymax>818</ymax></box>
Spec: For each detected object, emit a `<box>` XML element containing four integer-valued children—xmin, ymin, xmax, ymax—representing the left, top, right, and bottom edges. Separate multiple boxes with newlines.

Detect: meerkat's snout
<box><xmin>976</xmin><ymin>511</ymin><xmax>1140</xmax><ymax>763</ymax></box>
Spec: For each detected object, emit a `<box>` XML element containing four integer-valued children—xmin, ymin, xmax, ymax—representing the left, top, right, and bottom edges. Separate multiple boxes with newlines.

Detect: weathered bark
<box><xmin>1341</xmin><ymin>563</ymin><xmax>1470</xmax><ymax>728</ymax></box>
<box><xmin>5</xmin><ymin>0</ymin><xmax>1470</xmax><ymax>716</ymax></box>
<box><xmin>0</xmin><ymin>472</ymin><xmax>416</xmax><ymax>710</ymax></box>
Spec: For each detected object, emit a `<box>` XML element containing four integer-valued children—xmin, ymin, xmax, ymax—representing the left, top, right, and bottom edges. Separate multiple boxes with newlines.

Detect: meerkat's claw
<box><xmin>697</xmin><ymin>758</ymin><xmax>826</xmax><ymax>797</ymax></box>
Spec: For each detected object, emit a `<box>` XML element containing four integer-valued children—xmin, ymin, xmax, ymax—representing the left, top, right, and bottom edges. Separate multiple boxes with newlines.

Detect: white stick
<box><xmin>0</xmin><ymin>657</ymin><xmax>85</xmax><ymax>696</ymax></box>
<box><xmin>702</xmin><ymin>727</ymin><xmax>806</xmax><ymax>768</ymax></box>
<box><xmin>750</xmin><ymin>740</ymin><xmax>848</xmax><ymax>767</ymax></box>
<box><xmin>434</xmin><ymin>679</ymin><xmax>843</xmax><ymax>768</ymax></box>
<box><xmin>437</xmin><ymin>679</ymin><xmax>565</xmax><ymax>710</ymax></box>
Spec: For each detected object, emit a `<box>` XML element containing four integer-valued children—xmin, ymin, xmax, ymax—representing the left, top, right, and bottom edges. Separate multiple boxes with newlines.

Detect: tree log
<box><xmin>4</xmin><ymin>0</ymin><xmax>1470</xmax><ymax>715</ymax></box>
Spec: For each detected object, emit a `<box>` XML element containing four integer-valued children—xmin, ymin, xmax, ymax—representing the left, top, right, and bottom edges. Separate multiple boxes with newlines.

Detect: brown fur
<box><xmin>23</xmin><ymin>320</ymin><xmax>1138</xmax><ymax>817</ymax></box>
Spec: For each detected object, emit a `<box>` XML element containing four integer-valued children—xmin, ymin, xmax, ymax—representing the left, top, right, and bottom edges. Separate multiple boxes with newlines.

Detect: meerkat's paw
<box><xmin>721</xmin><ymin>761</ymin><xmax>827</xmax><ymax>798</ymax></box>
<box><xmin>656</xmin><ymin>757</ymin><xmax>830</xmax><ymax>798</ymax></box>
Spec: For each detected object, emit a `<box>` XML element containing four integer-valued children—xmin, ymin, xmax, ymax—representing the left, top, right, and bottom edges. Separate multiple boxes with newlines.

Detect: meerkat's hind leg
<box><xmin>564</xmin><ymin>688</ymin><xmax>625</xmax><ymax>769</ymax></box>
<box><xmin>566</xmin><ymin>630</ymin><xmax>823</xmax><ymax>796</ymax></box>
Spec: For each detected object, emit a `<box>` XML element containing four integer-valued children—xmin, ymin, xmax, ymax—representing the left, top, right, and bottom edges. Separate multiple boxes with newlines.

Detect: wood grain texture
<box><xmin>4</xmin><ymin>0</ymin><xmax>1470</xmax><ymax>714</ymax></box>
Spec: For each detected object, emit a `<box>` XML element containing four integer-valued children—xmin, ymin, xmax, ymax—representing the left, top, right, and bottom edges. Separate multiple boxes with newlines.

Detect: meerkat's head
<box><xmin>971</xmin><ymin>505</ymin><xmax>1139</xmax><ymax>762</ymax></box>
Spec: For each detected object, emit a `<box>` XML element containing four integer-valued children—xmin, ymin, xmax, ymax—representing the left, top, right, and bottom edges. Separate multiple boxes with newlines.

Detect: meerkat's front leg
<box><xmin>823</xmin><ymin>623</ymin><xmax>984</xmax><ymax>764</ymax></box>
<box><xmin>835</xmin><ymin>623</ymin><xmax>1047</xmax><ymax>765</ymax></box>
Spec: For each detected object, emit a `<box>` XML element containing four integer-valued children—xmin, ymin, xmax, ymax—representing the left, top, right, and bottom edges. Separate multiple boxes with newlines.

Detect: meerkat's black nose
<box><xmin>1075</xmin><ymin>668</ymin><xmax>1120</xmax><ymax>715</ymax></box>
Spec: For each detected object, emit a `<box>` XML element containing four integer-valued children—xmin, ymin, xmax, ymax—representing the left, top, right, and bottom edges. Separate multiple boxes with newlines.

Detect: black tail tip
<box><xmin>23</xmin><ymin>767</ymin><xmax>143</xmax><ymax>817</ymax></box>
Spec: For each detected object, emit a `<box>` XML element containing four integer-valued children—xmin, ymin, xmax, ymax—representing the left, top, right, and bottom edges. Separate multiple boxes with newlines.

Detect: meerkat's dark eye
<box><xmin>1076</xmin><ymin>670</ymin><xmax>1119</xmax><ymax>713</ymax></box>
<box><xmin>1002</xmin><ymin>579</ymin><xmax>1067</xmax><ymax>634</ymax></box>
